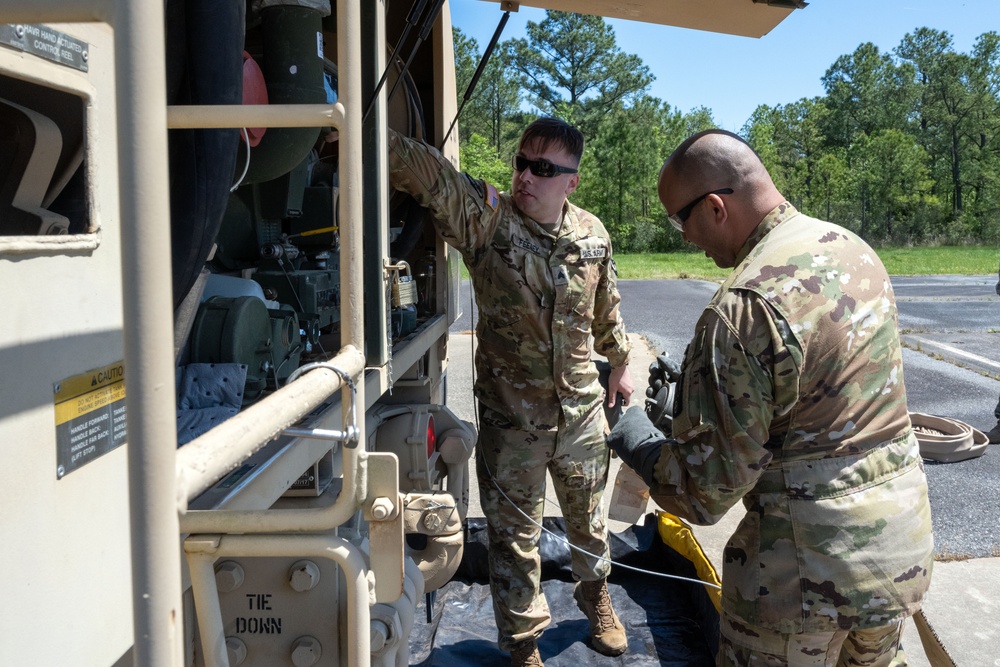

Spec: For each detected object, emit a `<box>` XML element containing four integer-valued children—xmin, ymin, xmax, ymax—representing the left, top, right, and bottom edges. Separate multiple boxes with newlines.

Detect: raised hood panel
<box><xmin>479</xmin><ymin>0</ymin><xmax>800</xmax><ymax>38</ymax></box>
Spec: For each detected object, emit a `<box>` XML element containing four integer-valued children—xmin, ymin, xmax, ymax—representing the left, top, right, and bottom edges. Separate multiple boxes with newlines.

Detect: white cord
<box><xmin>230</xmin><ymin>128</ymin><xmax>251</xmax><ymax>192</ymax></box>
<box><xmin>462</xmin><ymin>275</ymin><xmax>719</xmax><ymax>589</ymax></box>
<box><xmin>480</xmin><ymin>454</ymin><xmax>721</xmax><ymax>589</ymax></box>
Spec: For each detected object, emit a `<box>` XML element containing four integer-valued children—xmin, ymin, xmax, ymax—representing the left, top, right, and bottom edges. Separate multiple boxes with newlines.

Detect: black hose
<box><xmin>363</xmin><ymin>0</ymin><xmax>430</xmax><ymax>123</ymax></box>
<box><xmin>382</xmin><ymin>0</ymin><xmax>447</xmax><ymax>112</ymax></box>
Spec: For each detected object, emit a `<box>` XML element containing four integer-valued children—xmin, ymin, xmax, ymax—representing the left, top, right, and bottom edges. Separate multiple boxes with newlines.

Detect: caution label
<box><xmin>54</xmin><ymin>361</ymin><xmax>127</xmax><ymax>478</ymax></box>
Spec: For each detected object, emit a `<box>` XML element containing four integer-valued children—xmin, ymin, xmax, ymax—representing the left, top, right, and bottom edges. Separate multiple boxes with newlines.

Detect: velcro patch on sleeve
<box><xmin>485</xmin><ymin>182</ymin><xmax>500</xmax><ymax>211</ymax></box>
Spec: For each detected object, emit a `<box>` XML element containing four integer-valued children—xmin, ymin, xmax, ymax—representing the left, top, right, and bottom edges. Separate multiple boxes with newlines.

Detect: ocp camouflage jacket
<box><xmin>653</xmin><ymin>203</ymin><xmax>933</xmax><ymax>634</ymax></box>
<box><xmin>388</xmin><ymin>131</ymin><xmax>630</xmax><ymax>431</ymax></box>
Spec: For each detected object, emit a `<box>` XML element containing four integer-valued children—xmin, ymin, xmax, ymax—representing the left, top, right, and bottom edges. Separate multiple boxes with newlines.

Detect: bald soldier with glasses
<box><xmin>609</xmin><ymin>129</ymin><xmax>933</xmax><ymax>667</ymax></box>
<box><xmin>388</xmin><ymin>117</ymin><xmax>634</xmax><ymax>667</ymax></box>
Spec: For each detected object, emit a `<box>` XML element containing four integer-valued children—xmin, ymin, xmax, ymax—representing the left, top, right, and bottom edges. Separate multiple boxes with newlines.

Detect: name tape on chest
<box><xmin>580</xmin><ymin>246</ymin><xmax>607</xmax><ymax>260</ymax></box>
<box><xmin>513</xmin><ymin>234</ymin><xmax>545</xmax><ymax>256</ymax></box>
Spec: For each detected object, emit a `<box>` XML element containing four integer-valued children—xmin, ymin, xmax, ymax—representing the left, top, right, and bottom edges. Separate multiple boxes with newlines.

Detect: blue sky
<box><xmin>450</xmin><ymin>0</ymin><xmax>997</xmax><ymax>132</ymax></box>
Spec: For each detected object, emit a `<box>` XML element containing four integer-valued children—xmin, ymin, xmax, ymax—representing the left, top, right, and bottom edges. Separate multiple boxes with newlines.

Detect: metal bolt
<box><xmin>214</xmin><ymin>561</ymin><xmax>245</xmax><ymax>593</ymax></box>
<box><xmin>370</xmin><ymin>619</ymin><xmax>390</xmax><ymax>652</ymax></box>
<box><xmin>370</xmin><ymin>496</ymin><xmax>394</xmax><ymax>520</ymax></box>
<box><xmin>82</xmin><ymin>50</ymin><xmax>88</xmax><ymax>62</ymax></box>
<box><xmin>225</xmin><ymin>637</ymin><xmax>248</xmax><ymax>666</ymax></box>
<box><xmin>288</xmin><ymin>560</ymin><xmax>321</xmax><ymax>592</ymax></box>
<box><xmin>14</xmin><ymin>25</ymin><xmax>24</xmax><ymax>38</ymax></box>
<box><xmin>56</xmin><ymin>465</ymin><xmax>65</xmax><ymax>478</ymax></box>
<box><xmin>290</xmin><ymin>636</ymin><xmax>322</xmax><ymax>667</ymax></box>
<box><xmin>423</xmin><ymin>512</ymin><xmax>442</xmax><ymax>532</ymax></box>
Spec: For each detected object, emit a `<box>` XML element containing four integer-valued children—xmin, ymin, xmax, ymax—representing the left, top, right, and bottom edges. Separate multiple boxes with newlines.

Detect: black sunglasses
<box><xmin>512</xmin><ymin>154</ymin><xmax>578</xmax><ymax>178</ymax></box>
<box><xmin>668</xmin><ymin>188</ymin><xmax>734</xmax><ymax>232</ymax></box>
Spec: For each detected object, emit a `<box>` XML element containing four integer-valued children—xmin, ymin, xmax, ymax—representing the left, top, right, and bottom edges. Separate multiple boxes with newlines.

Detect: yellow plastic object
<box><xmin>656</xmin><ymin>512</ymin><xmax>722</xmax><ymax>612</ymax></box>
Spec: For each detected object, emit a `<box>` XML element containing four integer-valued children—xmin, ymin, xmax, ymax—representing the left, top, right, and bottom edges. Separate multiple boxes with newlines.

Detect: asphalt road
<box><xmin>450</xmin><ymin>275</ymin><xmax>1000</xmax><ymax>558</ymax></box>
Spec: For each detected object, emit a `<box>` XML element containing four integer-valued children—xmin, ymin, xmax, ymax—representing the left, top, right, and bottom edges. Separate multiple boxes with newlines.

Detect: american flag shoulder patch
<box><xmin>485</xmin><ymin>182</ymin><xmax>500</xmax><ymax>211</ymax></box>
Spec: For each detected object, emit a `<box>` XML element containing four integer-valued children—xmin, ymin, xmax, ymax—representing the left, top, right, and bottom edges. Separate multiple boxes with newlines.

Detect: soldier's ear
<box><xmin>565</xmin><ymin>173</ymin><xmax>579</xmax><ymax>196</ymax></box>
<box><xmin>706</xmin><ymin>192</ymin><xmax>728</xmax><ymax>226</ymax></box>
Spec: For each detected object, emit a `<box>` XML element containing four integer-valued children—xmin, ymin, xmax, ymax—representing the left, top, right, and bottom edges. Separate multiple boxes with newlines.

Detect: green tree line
<box><xmin>453</xmin><ymin>12</ymin><xmax>1000</xmax><ymax>253</ymax></box>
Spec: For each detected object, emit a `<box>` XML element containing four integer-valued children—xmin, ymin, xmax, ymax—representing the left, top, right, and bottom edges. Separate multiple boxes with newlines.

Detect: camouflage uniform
<box><xmin>717</xmin><ymin>619</ymin><xmax>906</xmax><ymax>666</ymax></box>
<box><xmin>631</xmin><ymin>204</ymin><xmax>933</xmax><ymax>664</ymax></box>
<box><xmin>388</xmin><ymin>130</ymin><xmax>631</xmax><ymax>650</ymax></box>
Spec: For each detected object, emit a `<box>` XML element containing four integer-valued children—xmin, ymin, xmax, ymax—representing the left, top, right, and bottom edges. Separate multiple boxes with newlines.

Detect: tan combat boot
<box><xmin>574</xmin><ymin>579</ymin><xmax>628</xmax><ymax>656</ymax></box>
<box><xmin>509</xmin><ymin>639</ymin><xmax>544</xmax><ymax>667</ymax></box>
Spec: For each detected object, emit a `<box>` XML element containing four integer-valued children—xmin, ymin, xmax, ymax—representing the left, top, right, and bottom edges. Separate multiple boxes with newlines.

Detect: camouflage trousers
<box><xmin>475</xmin><ymin>404</ymin><xmax>611</xmax><ymax>651</ymax></box>
<box><xmin>718</xmin><ymin>612</ymin><xmax>907</xmax><ymax>666</ymax></box>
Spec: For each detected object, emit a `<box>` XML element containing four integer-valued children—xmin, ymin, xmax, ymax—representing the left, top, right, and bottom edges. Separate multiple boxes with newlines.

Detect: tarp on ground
<box><xmin>409</xmin><ymin>513</ymin><xmax>720</xmax><ymax>666</ymax></box>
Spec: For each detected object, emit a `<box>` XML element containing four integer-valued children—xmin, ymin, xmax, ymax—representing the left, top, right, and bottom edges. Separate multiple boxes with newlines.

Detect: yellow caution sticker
<box><xmin>54</xmin><ymin>361</ymin><xmax>128</xmax><ymax>478</ymax></box>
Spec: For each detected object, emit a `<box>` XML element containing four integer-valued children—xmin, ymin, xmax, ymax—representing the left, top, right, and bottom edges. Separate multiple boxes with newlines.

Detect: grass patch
<box><xmin>614</xmin><ymin>246</ymin><xmax>999</xmax><ymax>282</ymax></box>
<box><xmin>458</xmin><ymin>245</ymin><xmax>998</xmax><ymax>282</ymax></box>
<box><xmin>875</xmin><ymin>246</ymin><xmax>998</xmax><ymax>276</ymax></box>
<box><xmin>615</xmin><ymin>253</ymin><xmax>728</xmax><ymax>282</ymax></box>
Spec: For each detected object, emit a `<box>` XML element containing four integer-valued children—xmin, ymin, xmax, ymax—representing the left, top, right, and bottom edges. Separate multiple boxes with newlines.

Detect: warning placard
<box><xmin>54</xmin><ymin>361</ymin><xmax>127</xmax><ymax>478</ymax></box>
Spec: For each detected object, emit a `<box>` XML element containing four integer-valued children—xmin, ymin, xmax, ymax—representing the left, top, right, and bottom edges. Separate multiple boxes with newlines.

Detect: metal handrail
<box><xmin>167</xmin><ymin>102</ymin><xmax>344</xmax><ymax>130</ymax></box>
<box><xmin>176</xmin><ymin>0</ymin><xmax>370</xmax><ymax>536</ymax></box>
<box><xmin>175</xmin><ymin>346</ymin><xmax>365</xmax><ymax>506</ymax></box>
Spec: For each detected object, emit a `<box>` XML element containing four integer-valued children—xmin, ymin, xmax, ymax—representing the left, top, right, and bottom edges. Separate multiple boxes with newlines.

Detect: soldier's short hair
<box><xmin>518</xmin><ymin>117</ymin><xmax>584</xmax><ymax>165</ymax></box>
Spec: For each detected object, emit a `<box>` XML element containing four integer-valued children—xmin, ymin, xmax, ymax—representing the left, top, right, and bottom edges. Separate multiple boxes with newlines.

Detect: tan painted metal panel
<box><xmin>479</xmin><ymin>0</ymin><xmax>797</xmax><ymax>38</ymax></box>
<box><xmin>0</xmin><ymin>22</ymin><xmax>136</xmax><ymax>667</ymax></box>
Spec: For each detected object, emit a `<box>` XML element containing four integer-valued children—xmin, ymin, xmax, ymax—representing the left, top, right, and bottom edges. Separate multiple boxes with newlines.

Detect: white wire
<box><xmin>230</xmin><ymin>128</ymin><xmax>251</xmax><ymax>192</ymax></box>
<box><xmin>480</xmin><ymin>454</ymin><xmax>721</xmax><ymax>589</ymax></box>
<box><xmin>462</xmin><ymin>279</ymin><xmax>718</xmax><ymax>590</ymax></box>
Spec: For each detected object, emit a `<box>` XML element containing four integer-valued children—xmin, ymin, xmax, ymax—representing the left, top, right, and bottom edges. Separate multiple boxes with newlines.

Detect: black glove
<box><xmin>607</xmin><ymin>407</ymin><xmax>666</xmax><ymax>487</ymax></box>
<box><xmin>595</xmin><ymin>359</ymin><xmax>625</xmax><ymax>430</ymax></box>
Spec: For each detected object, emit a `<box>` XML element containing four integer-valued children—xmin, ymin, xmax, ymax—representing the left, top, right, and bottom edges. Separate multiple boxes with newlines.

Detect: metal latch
<box><xmin>284</xmin><ymin>362</ymin><xmax>359</xmax><ymax>446</ymax></box>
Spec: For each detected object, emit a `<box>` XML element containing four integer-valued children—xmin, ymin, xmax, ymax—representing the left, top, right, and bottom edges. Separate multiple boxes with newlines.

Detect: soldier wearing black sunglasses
<box><xmin>389</xmin><ymin>117</ymin><xmax>633</xmax><ymax>666</ymax></box>
<box><xmin>511</xmin><ymin>154</ymin><xmax>578</xmax><ymax>178</ymax></box>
